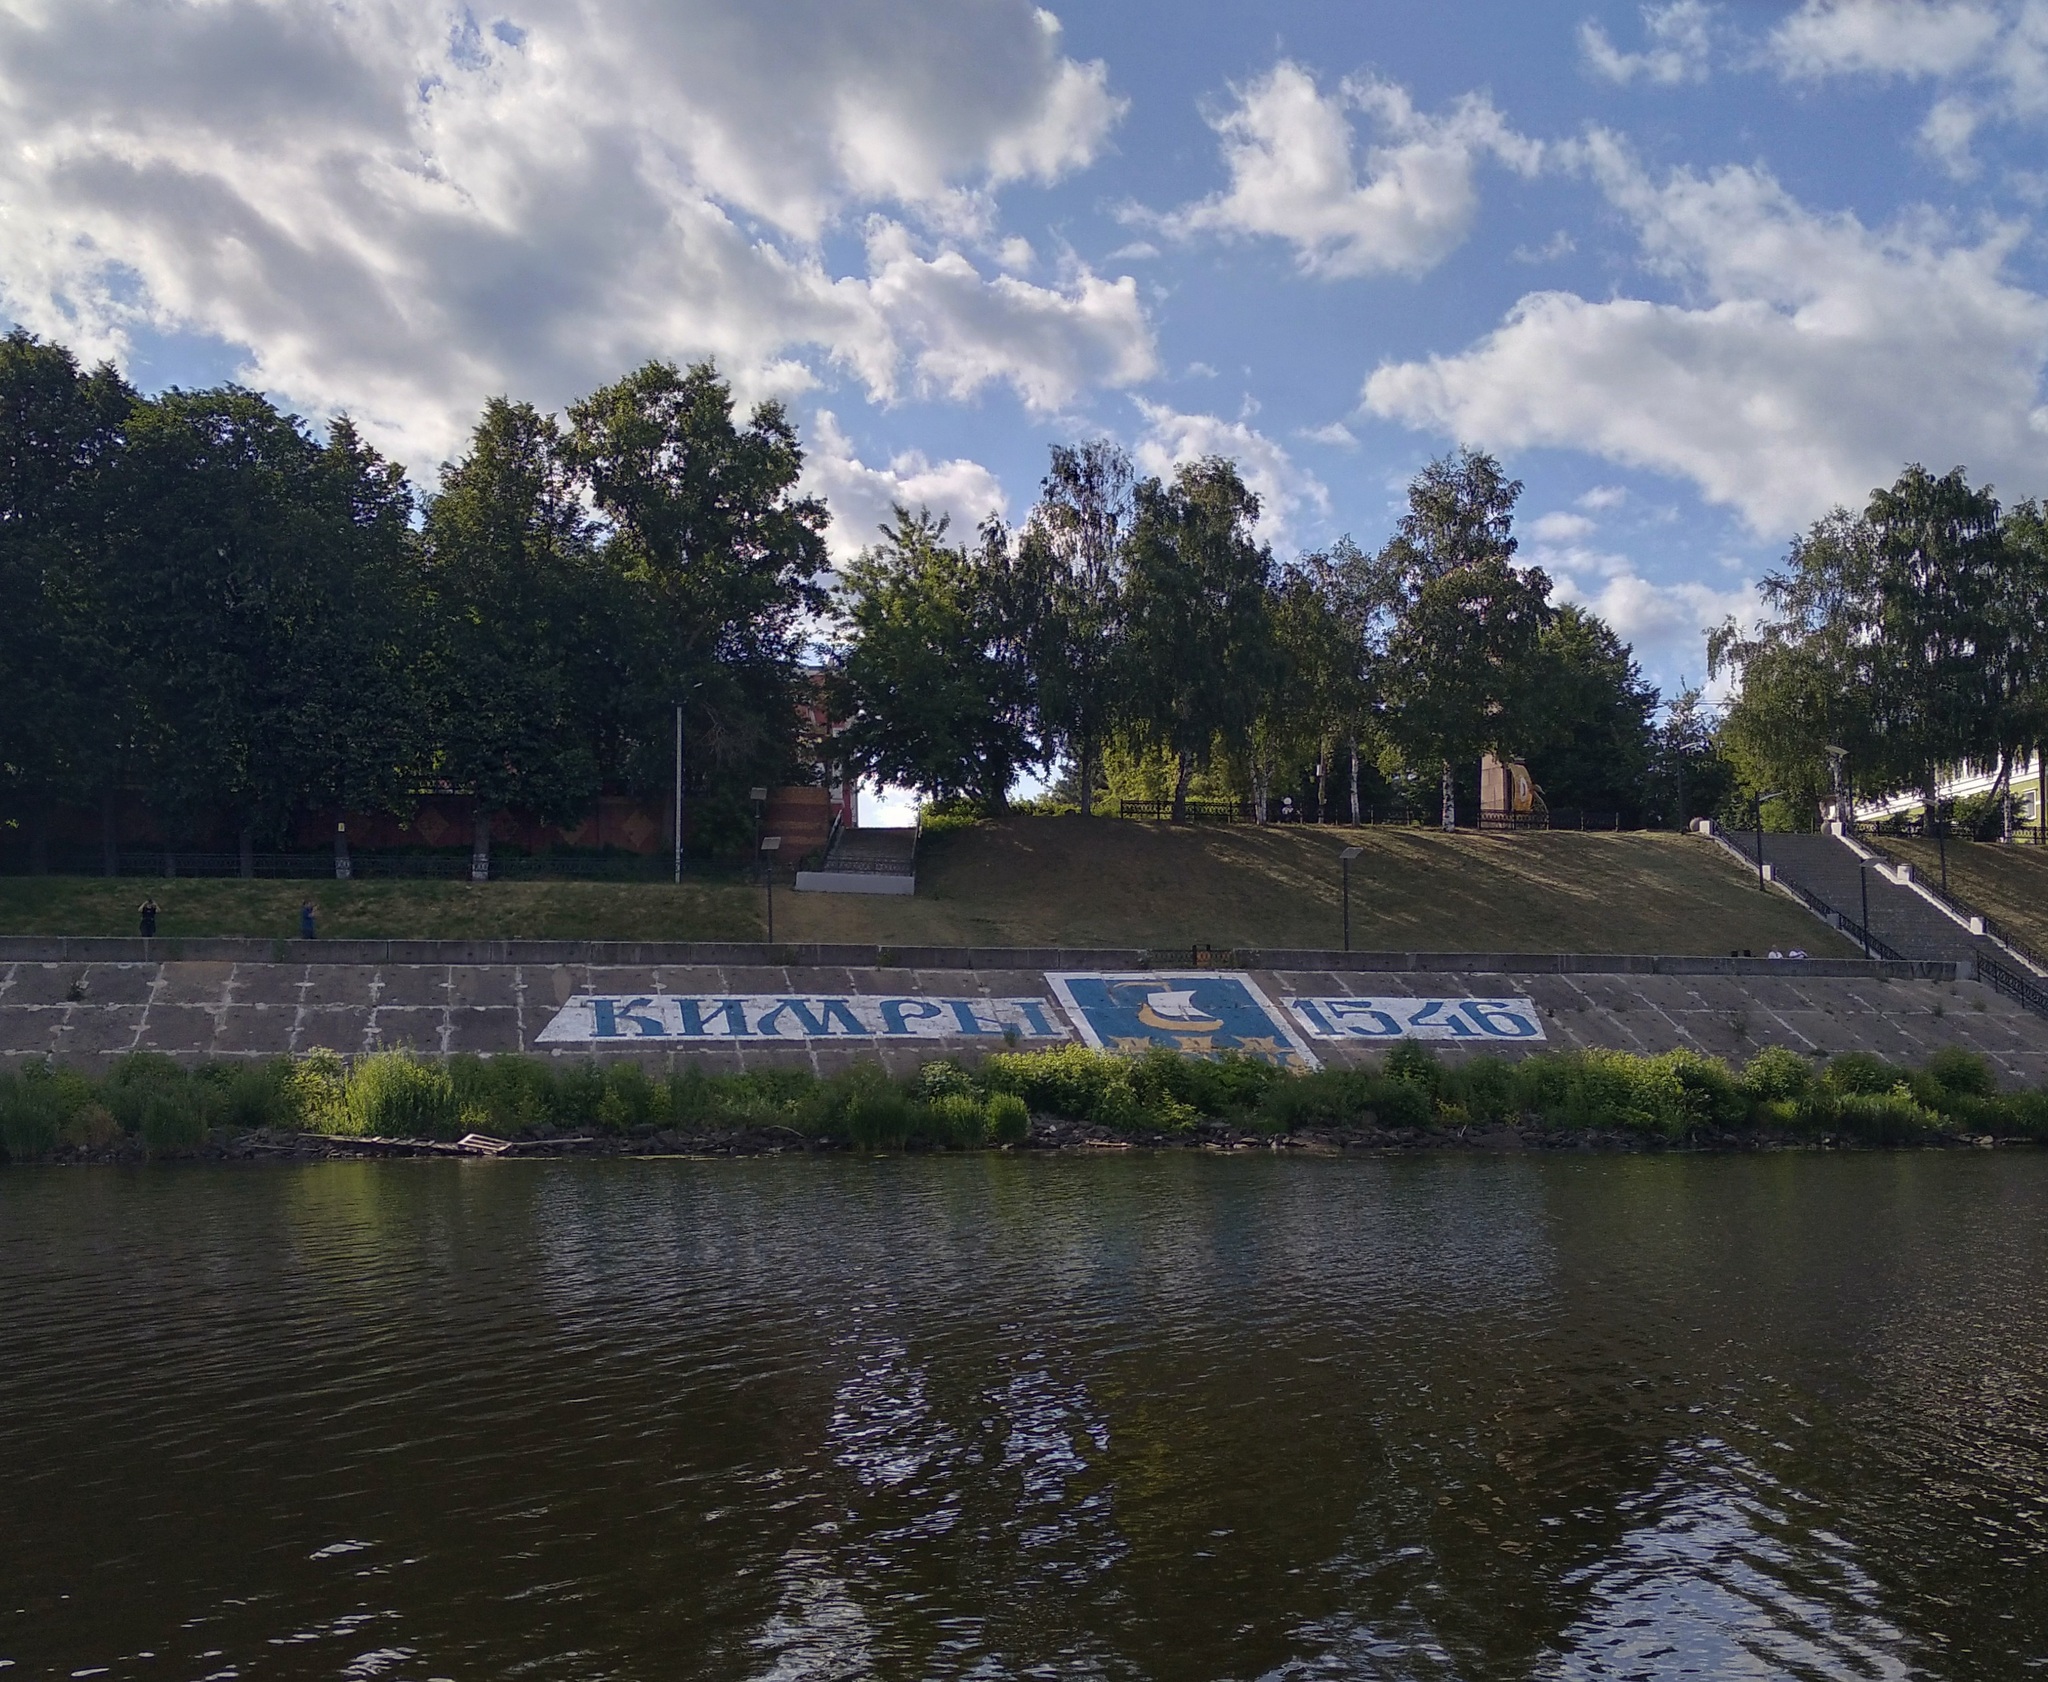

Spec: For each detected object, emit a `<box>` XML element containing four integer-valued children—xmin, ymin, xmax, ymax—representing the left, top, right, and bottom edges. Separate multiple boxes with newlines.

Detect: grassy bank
<box><xmin>0</xmin><ymin>821</ymin><xmax>1849</xmax><ymax>955</ymax></box>
<box><xmin>4</xmin><ymin>1042</ymin><xmax>2041</xmax><ymax>1162</ymax></box>
<box><xmin>0</xmin><ymin>875</ymin><xmax>762</xmax><ymax>941</ymax></box>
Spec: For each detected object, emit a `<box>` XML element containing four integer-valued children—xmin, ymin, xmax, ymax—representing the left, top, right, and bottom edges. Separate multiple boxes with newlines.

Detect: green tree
<box><xmin>1252</xmin><ymin>547</ymin><xmax>1376</xmax><ymax>822</ymax></box>
<box><xmin>1017</xmin><ymin>439</ymin><xmax>1135</xmax><ymax>818</ymax></box>
<box><xmin>1523</xmin><ymin>604</ymin><xmax>1658</xmax><ymax>818</ymax></box>
<box><xmin>111</xmin><ymin>390</ymin><xmax>423</xmax><ymax>870</ymax></box>
<box><xmin>1377</xmin><ymin>451</ymin><xmax>1547</xmax><ymax>827</ymax></box>
<box><xmin>566</xmin><ymin>361</ymin><xmax>828</xmax><ymax>851</ymax></box>
<box><xmin>0</xmin><ymin>331</ymin><xmax>134</xmax><ymax>871</ymax></box>
<box><xmin>1377</xmin><ymin>447</ymin><xmax>1522</xmax><ymax>587</ymax></box>
<box><xmin>1644</xmin><ymin>684</ymin><xmax>1733</xmax><ymax>830</ymax></box>
<box><xmin>1122</xmin><ymin>459</ymin><xmax>1279</xmax><ymax>822</ymax></box>
<box><xmin>1383</xmin><ymin>555</ymin><xmax>1552</xmax><ymax>828</ymax></box>
<box><xmin>1710</xmin><ymin>466</ymin><xmax>2036</xmax><ymax>827</ymax></box>
<box><xmin>833</xmin><ymin>508</ymin><xmax>1032</xmax><ymax>812</ymax></box>
<box><xmin>424</xmin><ymin>399</ymin><xmax>604</xmax><ymax>866</ymax></box>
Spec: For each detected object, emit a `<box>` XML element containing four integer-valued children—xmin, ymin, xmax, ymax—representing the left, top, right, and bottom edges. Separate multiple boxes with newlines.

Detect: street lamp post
<box><xmin>1859</xmin><ymin>863</ymin><xmax>1872</xmax><ymax>959</ymax></box>
<box><xmin>1339</xmin><ymin>845</ymin><xmax>1363</xmax><ymax>952</ymax></box>
<box><xmin>1752</xmin><ymin>790</ymin><xmax>1782</xmax><ymax>890</ymax></box>
<box><xmin>759</xmin><ymin>834</ymin><xmax>781</xmax><ymax>942</ymax></box>
<box><xmin>1936</xmin><ymin>799</ymin><xmax>1952</xmax><ymax>894</ymax></box>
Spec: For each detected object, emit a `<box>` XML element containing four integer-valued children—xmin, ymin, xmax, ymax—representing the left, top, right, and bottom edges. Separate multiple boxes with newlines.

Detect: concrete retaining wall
<box><xmin>5</xmin><ymin>949</ymin><xmax>2044</xmax><ymax>1083</ymax></box>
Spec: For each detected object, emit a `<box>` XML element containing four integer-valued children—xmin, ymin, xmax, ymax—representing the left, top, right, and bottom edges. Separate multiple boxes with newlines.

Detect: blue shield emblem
<box><xmin>1048</xmin><ymin>972</ymin><xmax>1318</xmax><ymax>1069</ymax></box>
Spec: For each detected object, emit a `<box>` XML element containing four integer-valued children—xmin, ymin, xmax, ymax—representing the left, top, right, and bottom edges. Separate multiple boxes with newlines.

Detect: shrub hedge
<box><xmin>2</xmin><ymin>1043</ymin><xmax>2045</xmax><ymax>1161</ymax></box>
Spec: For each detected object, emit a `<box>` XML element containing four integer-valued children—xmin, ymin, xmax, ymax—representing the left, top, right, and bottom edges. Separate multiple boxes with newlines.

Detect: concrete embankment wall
<box><xmin>3</xmin><ymin>940</ymin><xmax>2044</xmax><ymax>1082</ymax></box>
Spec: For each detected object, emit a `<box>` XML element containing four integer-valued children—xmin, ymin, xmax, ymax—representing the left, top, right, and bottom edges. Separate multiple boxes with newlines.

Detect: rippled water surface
<box><xmin>4</xmin><ymin>1155</ymin><xmax>2048</xmax><ymax>1680</ymax></box>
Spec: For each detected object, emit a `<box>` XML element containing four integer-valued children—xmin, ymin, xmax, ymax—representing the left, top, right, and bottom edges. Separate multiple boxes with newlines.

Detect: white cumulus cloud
<box><xmin>1132</xmin><ymin>399</ymin><xmax>1329</xmax><ymax>550</ymax></box>
<box><xmin>1154</xmin><ymin>61</ymin><xmax>1541</xmax><ymax>279</ymax></box>
<box><xmin>1531</xmin><ymin>537</ymin><xmax>1759</xmax><ymax>685</ymax></box>
<box><xmin>801</xmin><ymin>410</ymin><xmax>1007</xmax><ymax>565</ymax></box>
<box><xmin>1769</xmin><ymin>0</ymin><xmax>2006</xmax><ymax>77</ymax></box>
<box><xmin>1767</xmin><ymin>0</ymin><xmax>2048</xmax><ymax>173</ymax></box>
<box><xmin>0</xmin><ymin>0</ymin><xmax>1145</xmax><ymax>469</ymax></box>
<box><xmin>1580</xmin><ymin>2</ymin><xmax>1716</xmax><ymax>85</ymax></box>
<box><xmin>1362</xmin><ymin>136</ymin><xmax>2048</xmax><ymax>534</ymax></box>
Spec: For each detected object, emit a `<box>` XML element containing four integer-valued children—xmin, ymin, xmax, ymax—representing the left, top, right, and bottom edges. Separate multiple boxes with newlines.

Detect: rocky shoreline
<box><xmin>17</xmin><ymin>1119</ymin><xmax>2033</xmax><ymax>1164</ymax></box>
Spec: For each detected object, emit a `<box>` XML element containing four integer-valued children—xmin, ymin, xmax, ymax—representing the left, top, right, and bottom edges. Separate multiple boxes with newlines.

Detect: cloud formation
<box><xmin>802</xmin><ymin>410</ymin><xmax>1007</xmax><ymax>565</ymax></box>
<box><xmin>1156</xmin><ymin>62</ymin><xmax>1541</xmax><ymax>278</ymax></box>
<box><xmin>1363</xmin><ymin>137</ymin><xmax>2048</xmax><ymax>533</ymax></box>
<box><xmin>1580</xmin><ymin>2</ymin><xmax>1716</xmax><ymax>86</ymax></box>
<box><xmin>0</xmin><ymin>0</ymin><xmax>1149</xmax><ymax>468</ymax></box>
<box><xmin>1132</xmin><ymin>399</ymin><xmax>1329</xmax><ymax>550</ymax></box>
<box><xmin>1767</xmin><ymin>0</ymin><xmax>2048</xmax><ymax>172</ymax></box>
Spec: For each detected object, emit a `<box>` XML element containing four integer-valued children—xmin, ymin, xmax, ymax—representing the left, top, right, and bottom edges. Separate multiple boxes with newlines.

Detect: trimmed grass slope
<box><xmin>0</xmin><ymin>820</ymin><xmax>1851</xmax><ymax>955</ymax></box>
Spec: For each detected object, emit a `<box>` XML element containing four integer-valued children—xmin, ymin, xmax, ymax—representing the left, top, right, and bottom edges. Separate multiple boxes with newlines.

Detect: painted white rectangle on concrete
<box><xmin>1287</xmin><ymin>996</ymin><xmax>1547</xmax><ymax>1042</ymax></box>
<box><xmin>536</xmin><ymin>993</ymin><xmax>1068</xmax><ymax>1042</ymax></box>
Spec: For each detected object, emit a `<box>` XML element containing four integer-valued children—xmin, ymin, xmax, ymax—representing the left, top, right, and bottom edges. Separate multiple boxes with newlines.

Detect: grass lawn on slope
<box><xmin>1879</xmin><ymin>837</ymin><xmax>2048</xmax><ymax>957</ymax></box>
<box><xmin>0</xmin><ymin>818</ymin><xmax>1854</xmax><ymax>955</ymax></box>
<box><xmin>0</xmin><ymin>875</ymin><xmax>764</xmax><ymax>942</ymax></box>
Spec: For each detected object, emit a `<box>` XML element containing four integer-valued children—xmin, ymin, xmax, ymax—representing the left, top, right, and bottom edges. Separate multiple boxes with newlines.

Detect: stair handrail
<box><xmin>1698</xmin><ymin>821</ymin><xmax>1905</xmax><ymax>960</ymax></box>
<box><xmin>1854</xmin><ymin>830</ymin><xmax>2048</xmax><ymax>977</ymax></box>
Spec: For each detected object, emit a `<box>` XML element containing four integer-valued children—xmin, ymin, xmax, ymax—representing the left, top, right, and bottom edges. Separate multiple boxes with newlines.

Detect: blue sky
<box><xmin>4</xmin><ymin>0</ymin><xmax>2045</xmax><ymax>710</ymax></box>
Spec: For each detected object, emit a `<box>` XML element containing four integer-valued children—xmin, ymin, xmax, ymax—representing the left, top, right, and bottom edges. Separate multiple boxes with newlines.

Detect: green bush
<box><xmin>448</xmin><ymin>1053</ymin><xmax>559</xmax><ymax>1135</ymax></box>
<box><xmin>286</xmin><ymin>1050</ymin><xmax>349</xmax><ymax>1132</ymax></box>
<box><xmin>100</xmin><ymin>1055</ymin><xmax>215</xmax><ymax>1154</ymax></box>
<box><xmin>1918</xmin><ymin>1046</ymin><xmax>1997</xmax><ymax>1104</ymax></box>
<box><xmin>344</xmin><ymin>1051</ymin><xmax>459</xmax><ymax>1139</ymax></box>
<box><xmin>986</xmin><ymin>1091</ymin><xmax>1030</xmax><ymax>1144</ymax></box>
<box><xmin>1823</xmin><ymin>1052</ymin><xmax>1907</xmax><ymax>1097</ymax></box>
<box><xmin>919</xmin><ymin>1060</ymin><xmax>977</xmax><ymax>1101</ymax></box>
<box><xmin>0</xmin><ymin>1069</ymin><xmax>66</xmax><ymax>1161</ymax></box>
<box><xmin>1383</xmin><ymin>1043</ymin><xmax>1444</xmax><ymax>1096</ymax></box>
<box><xmin>1831</xmin><ymin>1088</ymin><xmax>1935</xmax><ymax>1144</ymax></box>
<box><xmin>12</xmin><ymin>1042</ymin><xmax>2048</xmax><ymax>1158</ymax></box>
<box><xmin>1257</xmin><ymin>1068</ymin><xmax>1430</xmax><ymax>1132</ymax></box>
<box><xmin>842</xmin><ymin>1076</ymin><xmax>912</xmax><ymax>1150</ymax></box>
<box><xmin>983</xmin><ymin>1046</ymin><xmax>1142</xmax><ymax>1129</ymax></box>
<box><xmin>206</xmin><ymin>1059</ymin><xmax>295</xmax><ymax>1131</ymax></box>
<box><xmin>1743</xmin><ymin>1046</ymin><xmax>1814</xmax><ymax>1104</ymax></box>
<box><xmin>1447</xmin><ymin>1056</ymin><xmax>1519</xmax><ymax>1125</ymax></box>
<box><xmin>926</xmin><ymin>1092</ymin><xmax>988</xmax><ymax>1148</ymax></box>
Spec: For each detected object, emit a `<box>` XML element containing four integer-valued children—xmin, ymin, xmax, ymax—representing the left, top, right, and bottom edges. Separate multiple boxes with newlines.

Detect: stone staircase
<box><xmin>1708</xmin><ymin>824</ymin><xmax>2048</xmax><ymax>1014</ymax></box>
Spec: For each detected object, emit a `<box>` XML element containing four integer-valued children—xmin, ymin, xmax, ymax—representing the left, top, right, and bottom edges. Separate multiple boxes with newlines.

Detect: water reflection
<box><xmin>1</xmin><ymin>1156</ymin><xmax>2044</xmax><ymax>1679</ymax></box>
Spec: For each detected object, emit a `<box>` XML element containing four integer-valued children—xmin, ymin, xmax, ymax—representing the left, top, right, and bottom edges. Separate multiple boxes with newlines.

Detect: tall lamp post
<box><xmin>1935</xmin><ymin>798</ymin><xmax>1952</xmax><ymax>895</ymax></box>
<box><xmin>1339</xmin><ymin>845</ymin><xmax>1363</xmax><ymax>952</ymax></box>
<box><xmin>1752</xmin><ymin>790</ymin><xmax>1782</xmax><ymax>890</ymax></box>
<box><xmin>759</xmin><ymin>834</ymin><xmax>781</xmax><ymax>942</ymax></box>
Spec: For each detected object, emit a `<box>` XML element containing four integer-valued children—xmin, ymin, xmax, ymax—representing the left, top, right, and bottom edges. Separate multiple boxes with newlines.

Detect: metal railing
<box><xmin>1978</xmin><ymin>950</ymin><xmax>2048</xmax><ymax>1018</ymax></box>
<box><xmin>1853</xmin><ymin>831</ymin><xmax>2048</xmax><ymax>978</ymax></box>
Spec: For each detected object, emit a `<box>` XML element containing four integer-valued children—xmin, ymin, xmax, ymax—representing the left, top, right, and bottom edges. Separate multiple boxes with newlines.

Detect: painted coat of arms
<box><xmin>1047</xmin><ymin>972</ymin><xmax>1319</xmax><ymax>1069</ymax></box>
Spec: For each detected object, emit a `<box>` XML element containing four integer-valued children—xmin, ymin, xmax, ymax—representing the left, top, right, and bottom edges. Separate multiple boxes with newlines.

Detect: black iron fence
<box><xmin>1114</xmin><ymin>799</ymin><xmax>1641</xmax><ymax>830</ymax></box>
<box><xmin>1979</xmin><ymin>951</ymin><xmax>2048</xmax><ymax>1018</ymax></box>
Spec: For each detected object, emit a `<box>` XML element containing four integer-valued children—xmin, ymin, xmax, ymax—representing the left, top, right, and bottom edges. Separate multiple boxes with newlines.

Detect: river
<box><xmin>3</xmin><ymin>1154</ymin><xmax>2045</xmax><ymax>1680</ymax></box>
